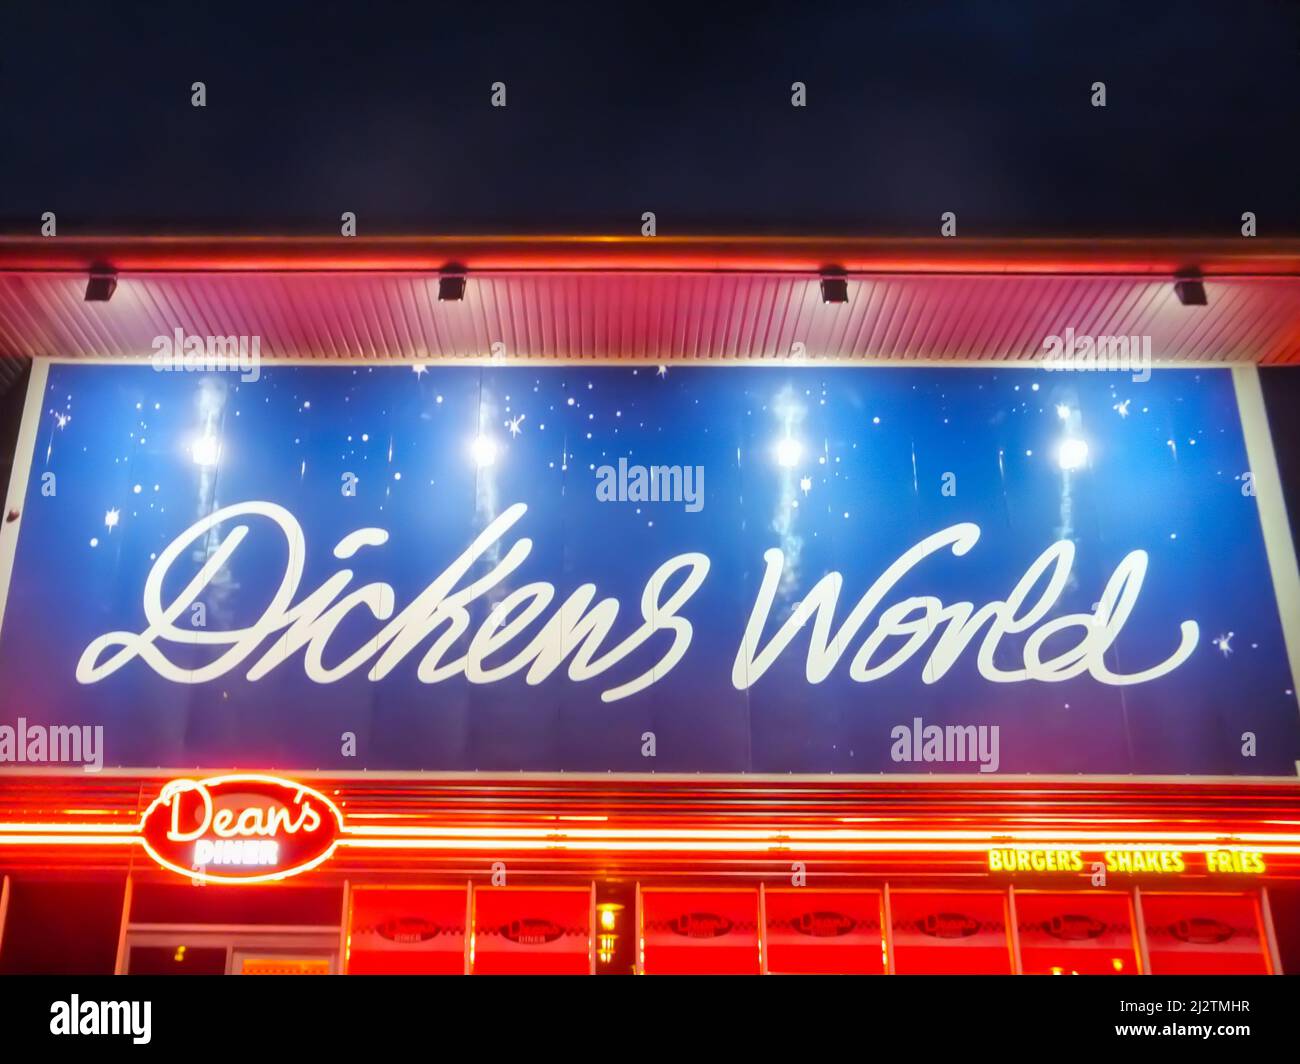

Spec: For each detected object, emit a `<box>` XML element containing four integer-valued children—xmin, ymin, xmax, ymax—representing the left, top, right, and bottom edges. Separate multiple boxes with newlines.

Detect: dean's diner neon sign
<box><xmin>140</xmin><ymin>774</ymin><xmax>343</xmax><ymax>884</ymax></box>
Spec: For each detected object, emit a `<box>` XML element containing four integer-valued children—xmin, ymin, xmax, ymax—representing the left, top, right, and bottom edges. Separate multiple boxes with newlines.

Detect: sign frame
<box><xmin>0</xmin><ymin>356</ymin><xmax>1297</xmax><ymax>784</ymax></box>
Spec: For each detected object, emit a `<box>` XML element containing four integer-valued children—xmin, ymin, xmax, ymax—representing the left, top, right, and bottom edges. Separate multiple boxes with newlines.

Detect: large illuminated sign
<box><xmin>139</xmin><ymin>774</ymin><xmax>343</xmax><ymax>883</ymax></box>
<box><xmin>1</xmin><ymin>362</ymin><xmax>1297</xmax><ymax>776</ymax></box>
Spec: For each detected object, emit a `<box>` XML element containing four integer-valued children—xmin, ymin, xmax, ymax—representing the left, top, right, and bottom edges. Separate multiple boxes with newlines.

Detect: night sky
<box><xmin>1</xmin><ymin>0</ymin><xmax>1297</xmax><ymax>235</ymax></box>
<box><xmin>2</xmin><ymin>1</ymin><xmax>1299</xmax><ymax>547</ymax></box>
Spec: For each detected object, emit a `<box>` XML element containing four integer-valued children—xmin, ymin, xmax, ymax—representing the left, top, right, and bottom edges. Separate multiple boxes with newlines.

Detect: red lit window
<box><xmin>472</xmin><ymin>887</ymin><xmax>593</xmax><ymax>975</ymax></box>
<box><xmin>1141</xmin><ymin>893</ymin><xmax>1271</xmax><ymax>975</ymax></box>
<box><xmin>889</xmin><ymin>891</ymin><xmax>1013</xmax><ymax>975</ymax></box>
<box><xmin>347</xmin><ymin>885</ymin><xmax>469</xmax><ymax>975</ymax></box>
<box><xmin>1015</xmin><ymin>892</ymin><xmax>1140</xmax><ymax>975</ymax></box>
<box><xmin>239</xmin><ymin>956</ymin><xmax>330</xmax><ymax>975</ymax></box>
<box><xmin>764</xmin><ymin>889</ymin><xmax>885</xmax><ymax>975</ymax></box>
<box><xmin>639</xmin><ymin>888</ymin><xmax>760</xmax><ymax>975</ymax></box>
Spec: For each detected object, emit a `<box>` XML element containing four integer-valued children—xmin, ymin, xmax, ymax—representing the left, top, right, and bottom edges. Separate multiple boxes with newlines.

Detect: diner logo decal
<box><xmin>669</xmin><ymin>912</ymin><xmax>735</xmax><ymax>939</ymax></box>
<box><xmin>791</xmin><ymin>911</ymin><xmax>858</xmax><ymax>937</ymax></box>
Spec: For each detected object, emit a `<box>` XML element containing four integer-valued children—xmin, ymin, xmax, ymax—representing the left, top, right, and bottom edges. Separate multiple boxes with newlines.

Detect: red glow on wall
<box><xmin>1015</xmin><ymin>892</ymin><xmax>1140</xmax><ymax>975</ymax></box>
<box><xmin>471</xmin><ymin>887</ymin><xmax>592</xmax><ymax>975</ymax></box>
<box><xmin>764</xmin><ymin>889</ymin><xmax>886</xmax><ymax>975</ymax></box>
<box><xmin>1142</xmin><ymin>893</ymin><xmax>1272</xmax><ymax>975</ymax></box>
<box><xmin>889</xmin><ymin>892</ymin><xmax>1014</xmax><ymax>975</ymax></box>
<box><xmin>347</xmin><ymin>886</ymin><xmax>468</xmax><ymax>975</ymax></box>
<box><xmin>639</xmin><ymin>888</ymin><xmax>761</xmax><ymax>975</ymax></box>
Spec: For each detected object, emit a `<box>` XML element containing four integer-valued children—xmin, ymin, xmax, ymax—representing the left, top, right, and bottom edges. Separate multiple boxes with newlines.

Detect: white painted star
<box><xmin>656</xmin><ymin>365</ymin><xmax>668</xmax><ymax>377</ymax></box>
<box><xmin>1213</xmin><ymin>632</ymin><xmax>1234</xmax><ymax>657</ymax></box>
<box><xmin>800</xmin><ymin>476</ymin><xmax>812</xmax><ymax>495</ymax></box>
<box><xmin>104</xmin><ymin>508</ymin><xmax>119</xmax><ymax>532</ymax></box>
<box><xmin>1055</xmin><ymin>404</ymin><xmax>1071</xmax><ymax>420</ymax></box>
<box><xmin>507</xmin><ymin>414</ymin><xmax>526</xmax><ymax>438</ymax></box>
<box><xmin>411</xmin><ymin>365</ymin><xmax>427</xmax><ymax>377</ymax></box>
<box><xmin>1113</xmin><ymin>399</ymin><xmax>1130</xmax><ymax>418</ymax></box>
<box><xmin>54</xmin><ymin>412</ymin><xmax>71</xmax><ymax>429</ymax></box>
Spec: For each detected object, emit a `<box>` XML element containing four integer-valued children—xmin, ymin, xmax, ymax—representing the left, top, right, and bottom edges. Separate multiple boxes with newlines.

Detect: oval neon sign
<box><xmin>140</xmin><ymin>774</ymin><xmax>343</xmax><ymax>884</ymax></box>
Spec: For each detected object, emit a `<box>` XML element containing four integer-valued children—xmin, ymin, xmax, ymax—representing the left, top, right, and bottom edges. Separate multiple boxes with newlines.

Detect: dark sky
<box><xmin>1</xmin><ymin>0</ymin><xmax>1298</xmax><ymax>235</ymax></box>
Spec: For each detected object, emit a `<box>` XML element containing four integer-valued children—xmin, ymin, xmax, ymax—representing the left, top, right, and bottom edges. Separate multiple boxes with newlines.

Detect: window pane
<box><xmin>889</xmin><ymin>892</ymin><xmax>1013</xmax><ymax>974</ymax></box>
<box><xmin>765</xmin><ymin>890</ymin><xmax>885</xmax><ymax>974</ymax></box>
<box><xmin>472</xmin><ymin>887</ymin><xmax>591</xmax><ymax>975</ymax></box>
<box><xmin>348</xmin><ymin>886</ymin><xmax>467</xmax><ymax>975</ymax></box>
<box><xmin>1142</xmin><ymin>893</ymin><xmax>1271</xmax><ymax>975</ymax></box>
<box><xmin>0</xmin><ymin>879</ymin><xmax>125</xmax><ymax>975</ymax></box>
<box><xmin>237</xmin><ymin>954</ymin><xmax>331</xmax><ymax>975</ymax></box>
<box><xmin>640</xmin><ymin>889</ymin><xmax>760</xmax><ymax>975</ymax></box>
<box><xmin>1016</xmin><ymin>892</ymin><xmax>1139</xmax><ymax>975</ymax></box>
<box><xmin>128</xmin><ymin>945</ymin><xmax>227</xmax><ymax>975</ymax></box>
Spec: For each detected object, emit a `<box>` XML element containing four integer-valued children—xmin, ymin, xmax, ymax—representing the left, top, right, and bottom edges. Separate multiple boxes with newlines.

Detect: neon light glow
<box><xmin>136</xmin><ymin>774</ymin><xmax>343</xmax><ymax>884</ymax></box>
<box><xmin>1206</xmin><ymin>851</ymin><xmax>1266</xmax><ymax>874</ymax></box>
<box><xmin>1104</xmin><ymin>850</ymin><xmax>1185</xmax><ymax>874</ymax></box>
<box><xmin>988</xmin><ymin>849</ymin><xmax>1084</xmax><ymax>872</ymax></box>
<box><xmin>3</xmin><ymin>776</ymin><xmax>1300</xmax><ymax>886</ymax></box>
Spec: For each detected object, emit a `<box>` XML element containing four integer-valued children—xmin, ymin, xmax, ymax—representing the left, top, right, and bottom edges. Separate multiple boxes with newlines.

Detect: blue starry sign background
<box><xmin>0</xmin><ymin>361</ymin><xmax>1297</xmax><ymax>776</ymax></box>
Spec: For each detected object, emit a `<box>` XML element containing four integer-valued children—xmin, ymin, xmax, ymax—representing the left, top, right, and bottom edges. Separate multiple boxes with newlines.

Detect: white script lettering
<box><xmin>732</xmin><ymin>523</ymin><xmax>1198</xmax><ymax>688</ymax></box>
<box><xmin>76</xmin><ymin>503</ymin><xmax>1197</xmax><ymax>698</ymax></box>
<box><xmin>76</xmin><ymin>501</ymin><xmax>710</xmax><ymax>703</ymax></box>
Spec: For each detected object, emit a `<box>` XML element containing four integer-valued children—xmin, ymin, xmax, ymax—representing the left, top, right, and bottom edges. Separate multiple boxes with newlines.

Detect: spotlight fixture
<box><xmin>819</xmin><ymin>268</ymin><xmax>849</xmax><ymax>304</ymax></box>
<box><xmin>774</xmin><ymin>437</ymin><xmax>803</xmax><ymax>468</ymax></box>
<box><xmin>1057</xmin><ymin>437</ymin><xmax>1089</xmax><ymax>471</ymax></box>
<box><xmin>470</xmin><ymin>434</ymin><xmax>497</xmax><ymax>467</ymax></box>
<box><xmin>190</xmin><ymin>435</ymin><xmax>222</xmax><ymax>468</ymax></box>
<box><xmin>84</xmin><ymin>266</ymin><xmax>117</xmax><ymax>303</ymax></box>
<box><xmin>1174</xmin><ymin>270</ymin><xmax>1206</xmax><ymax>307</ymax></box>
<box><xmin>438</xmin><ymin>265</ymin><xmax>467</xmax><ymax>302</ymax></box>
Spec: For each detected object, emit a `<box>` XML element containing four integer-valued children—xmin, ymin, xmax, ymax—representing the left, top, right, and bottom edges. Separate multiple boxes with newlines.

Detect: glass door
<box><xmin>123</xmin><ymin>927</ymin><xmax>339</xmax><ymax>975</ymax></box>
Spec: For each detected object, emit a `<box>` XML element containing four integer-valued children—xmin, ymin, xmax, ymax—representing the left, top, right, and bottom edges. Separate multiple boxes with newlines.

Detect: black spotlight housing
<box><xmin>819</xmin><ymin>268</ymin><xmax>849</xmax><ymax>304</ymax></box>
<box><xmin>84</xmin><ymin>266</ymin><xmax>117</xmax><ymax>303</ymax></box>
<box><xmin>1174</xmin><ymin>270</ymin><xmax>1207</xmax><ymax>306</ymax></box>
<box><xmin>438</xmin><ymin>269</ymin><xmax>467</xmax><ymax>302</ymax></box>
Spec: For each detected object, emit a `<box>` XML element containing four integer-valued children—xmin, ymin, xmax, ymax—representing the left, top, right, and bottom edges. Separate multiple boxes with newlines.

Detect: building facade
<box><xmin>0</xmin><ymin>236</ymin><xmax>1298</xmax><ymax>975</ymax></box>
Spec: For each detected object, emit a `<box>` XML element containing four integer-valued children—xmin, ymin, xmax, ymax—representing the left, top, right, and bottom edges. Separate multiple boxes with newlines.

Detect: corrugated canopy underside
<box><xmin>1</xmin><ymin>237</ymin><xmax>1298</xmax><ymax>364</ymax></box>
